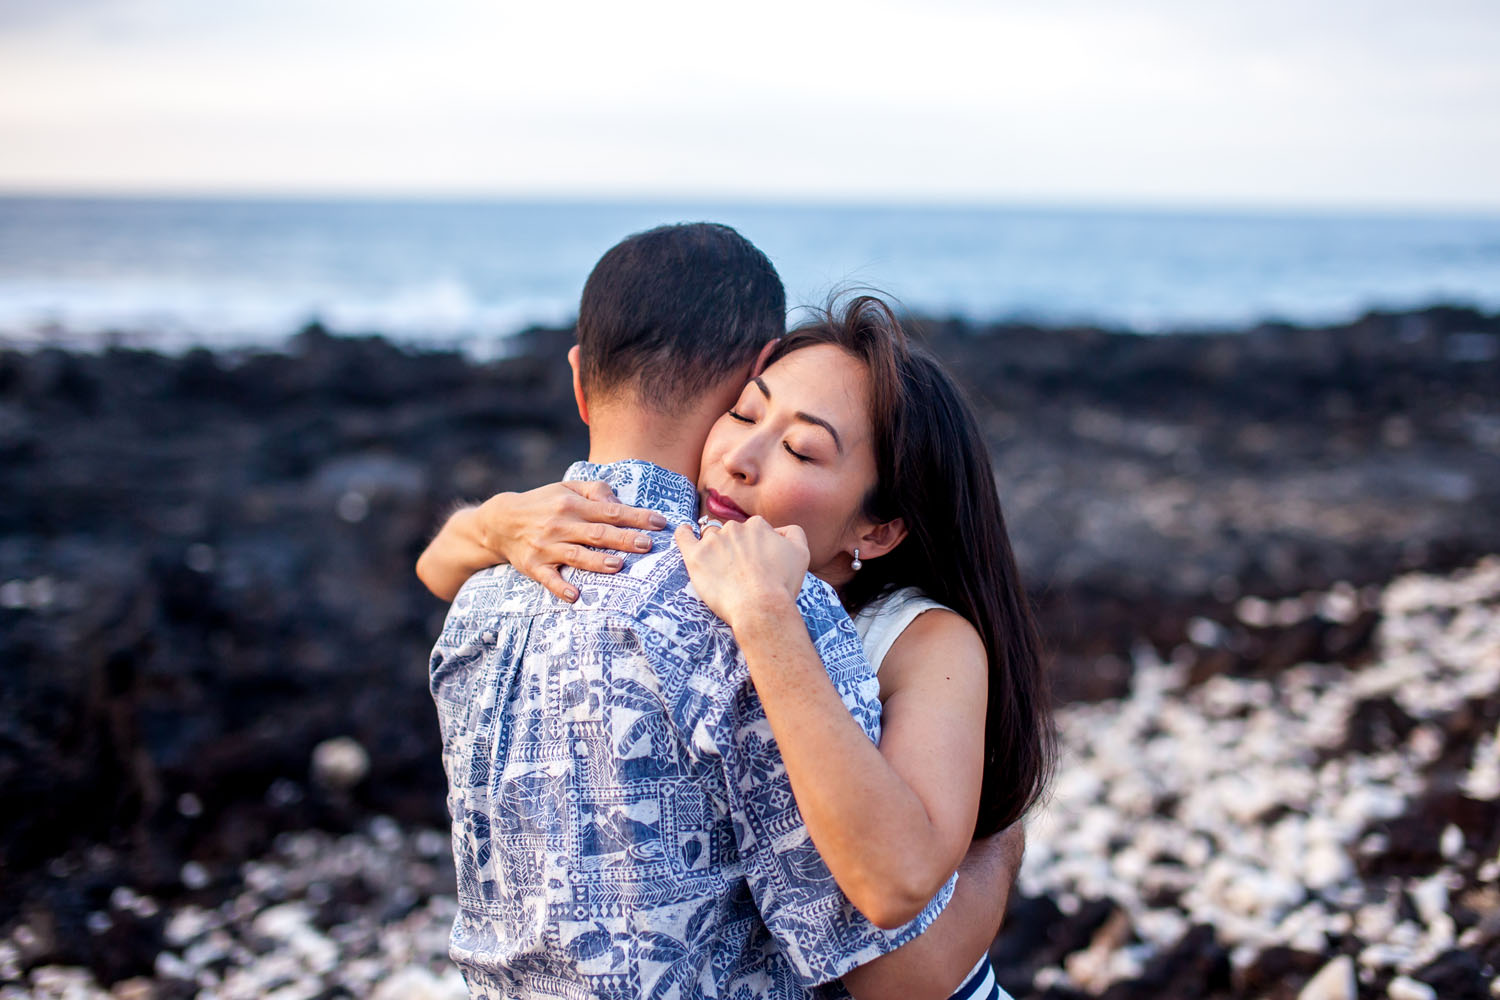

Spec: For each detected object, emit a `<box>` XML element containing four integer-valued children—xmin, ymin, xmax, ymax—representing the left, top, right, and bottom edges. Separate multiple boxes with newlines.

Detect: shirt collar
<box><xmin>563</xmin><ymin>459</ymin><xmax>700</xmax><ymax>527</ymax></box>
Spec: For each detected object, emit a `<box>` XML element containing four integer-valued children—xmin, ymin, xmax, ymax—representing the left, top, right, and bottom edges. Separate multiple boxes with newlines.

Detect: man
<box><xmin>426</xmin><ymin>223</ymin><xmax>1020</xmax><ymax>1000</ymax></box>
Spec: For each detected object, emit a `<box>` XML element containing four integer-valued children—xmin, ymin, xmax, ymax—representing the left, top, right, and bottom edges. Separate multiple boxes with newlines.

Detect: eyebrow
<box><xmin>752</xmin><ymin>376</ymin><xmax>844</xmax><ymax>455</ymax></box>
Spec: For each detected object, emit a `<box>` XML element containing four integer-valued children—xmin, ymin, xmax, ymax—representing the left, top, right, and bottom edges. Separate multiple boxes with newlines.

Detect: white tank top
<box><xmin>852</xmin><ymin>586</ymin><xmax>951</xmax><ymax>674</ymax></box>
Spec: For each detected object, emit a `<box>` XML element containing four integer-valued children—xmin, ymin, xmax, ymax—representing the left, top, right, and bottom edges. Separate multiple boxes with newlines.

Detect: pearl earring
<box><xmin>851</xmin><ymin>548</ymin><xmax>862</xmax><ymax>572</ymax></box>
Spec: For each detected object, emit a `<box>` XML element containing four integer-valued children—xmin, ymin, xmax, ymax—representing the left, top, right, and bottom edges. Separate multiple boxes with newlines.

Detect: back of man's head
<box><xmin>577</xmin><ymin>223</ymin><xmax>785</xmax><ymax>413</ymax></box>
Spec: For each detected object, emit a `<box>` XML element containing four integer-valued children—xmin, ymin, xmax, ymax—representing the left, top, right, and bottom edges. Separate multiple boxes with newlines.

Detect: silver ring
<box><xmin>697</xmin><ymin>515</ymin><xmax>725</xmax><ymax>531</ymax></box>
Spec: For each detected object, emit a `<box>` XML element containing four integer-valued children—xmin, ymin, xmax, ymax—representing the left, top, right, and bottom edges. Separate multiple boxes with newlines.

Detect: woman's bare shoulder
<box><xmin>879</xmin><ymin>606</ymin><xmax>987</xmax><ymax>696</ymax></box>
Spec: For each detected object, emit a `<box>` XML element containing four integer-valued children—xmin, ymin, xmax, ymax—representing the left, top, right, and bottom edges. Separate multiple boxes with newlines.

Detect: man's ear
<box><xmin>751</xmin><ymin>338</ymin><xmax>780</xmax><ymax>377</ymax></box>
<box><xmin>568</xmin><ymin>344</ymin><xmax>589</xmax><ymax>426</ymax></box>
<box><xmin>856</xmin><ymin>517</ymin><xmax>907</xmax><ymax>561</ymax></box>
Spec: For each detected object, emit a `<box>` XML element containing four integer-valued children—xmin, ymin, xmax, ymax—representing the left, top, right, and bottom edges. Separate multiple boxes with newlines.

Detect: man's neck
<box><xmin>585</xmin><ymin>418</ymin><xmax>704</xmax><ymax>484</ymax></box>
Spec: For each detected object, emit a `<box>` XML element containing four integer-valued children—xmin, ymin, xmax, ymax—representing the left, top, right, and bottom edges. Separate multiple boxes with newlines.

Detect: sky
<box><xmin>1</xmin><ymin>0</ymin><xmax>1498</xmax><ymax>210</ymax></box>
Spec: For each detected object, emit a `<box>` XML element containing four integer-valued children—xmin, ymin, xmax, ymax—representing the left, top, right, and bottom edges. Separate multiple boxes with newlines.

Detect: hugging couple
<box><xmin>418</xmin><ymin>222</ymin><xmax>1054</xmax><ymax>1000</ymax></box>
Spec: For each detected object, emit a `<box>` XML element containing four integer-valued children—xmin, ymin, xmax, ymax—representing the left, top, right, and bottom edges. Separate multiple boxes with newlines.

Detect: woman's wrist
<box><xmin>725</xmin><ymin>588</ymin><xmax>802</xmax><ymax>639</ymax></box>
<box><xmin>474</xmin><ymin>492</ymin><xmax>518</xmax><ymax>560</ymax></box>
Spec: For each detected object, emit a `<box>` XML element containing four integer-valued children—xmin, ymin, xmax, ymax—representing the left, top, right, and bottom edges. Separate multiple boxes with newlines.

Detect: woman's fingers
<box><xmin>563</xmin><ymin>480</ymin><xmax>617</xmax><ymax>503</ymax></box>
<box><xmin>562</xmin><ymin>482</ymin><xmax>669</xmax><ymax>532</ymax></box>
<box><xmin>530</xmin><ymin>487</ymin><xmax>660</xmax><ymax>555</ymax></box>
<box><xmin>772</xmin><ymin>522</ymin><xmax>809</xmax><ymax>553</ymax></box>
<box><xmin>530</xmin><ymin>564</ymin><xmax>580</xmax><ymax>603</ymax></box>
<box><xmin>577</xmin><ymin>520</ymin><xmax>656</xmax><ymax>554</ymax></box>
<box><xmin>674</xmin><ymin>517</ymin><xmax>806</xmax><ymax>628</ymax></box>
<box><xmin>544</xmin><ymin>543</ymin><xmax>629</xmax><ymax>575</ymax></box>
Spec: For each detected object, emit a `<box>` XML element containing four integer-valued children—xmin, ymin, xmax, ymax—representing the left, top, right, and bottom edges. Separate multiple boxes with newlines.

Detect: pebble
<box><xmin>153</xmin><ymin>952</ymin><xmax>193</xmax><ymax>982</ymax></box>
<box><xmin>311</xmin><ymin>736</ymin><xmax>370</xmax><ymax>790</ymax></box>
<box><xmin>1062</xmin><ymin>909</ymin><xmax>1132</xmax><ymax>992</ymax></box>
<box><xmin>28</xmin><ymin>966</ymin><xmax>101</xmax><ymax>999</ymax></box>
<box><xmin>250</xmin><ymin>902</ymin><xmax>314</xmax><ymax>941</ymax></box>
<box><xmin>110</xmin><ymin>979</ymin><xmax>154</xmax><ymax>1000</ymax></box>
<box><xmin>1359</xmin><ymin>942</ymin><xmax>1411</xmax><ymax>971</ymax></box>
<box><xmin>1409</xmin><ymin>874</ymin><xmax>1449</xmax><ymax>924</ymax></box>
<box><xmin>164</xmin><ymin>906</ymin><xmax>212</xmax><ymax>947</ymax></box>
<box><xmin>1387</xmin><ymin>976</ymin><xmax>1437</xmax><ymax>1000</ymax></box>
<box><xmin>1301</xmin><ymin>840</ymin><xmax>1352</xmax><ymax>890</ymax></box>
<box><xmin>1439</xmin><ymin>823</ymin><xmax>1464</xmax><ymax>859</ymax></box>
<box><xmin>1464</xmin><ymin>726</ymin><xmax>1500</xmax><ymax>799</ymax></box>
<box><xmin>1298</xmin><ymin>955</ymin><xmax>1355</xmax><ymax>1000</ymax></box>
<box><xmin>182</xmin><ymin>930</ymin><xmax>232</xmax><ymax>970</ymax></box>
<box><xmin>180</xmin><ymin>860</ymin><xmax>211</xmax><ymax>890</ymax></box>
<box><xmin>370</xmin><ymin>966</ymin><xmax>467</xmax><ymax>1000</ymax></box>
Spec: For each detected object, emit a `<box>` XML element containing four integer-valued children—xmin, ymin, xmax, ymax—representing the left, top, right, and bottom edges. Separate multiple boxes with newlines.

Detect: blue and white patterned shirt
<box><xmin>430</xmin><ymin>459</ymin><xmax>953</xmax><ymax>1000</ymax></box>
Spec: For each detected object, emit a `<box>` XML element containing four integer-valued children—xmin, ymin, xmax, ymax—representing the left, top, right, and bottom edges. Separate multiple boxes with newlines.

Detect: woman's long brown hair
<box><xmin>764</xmin><ymin>296</ymin><xmax>1055</xmax><ymax>836</ymax></box>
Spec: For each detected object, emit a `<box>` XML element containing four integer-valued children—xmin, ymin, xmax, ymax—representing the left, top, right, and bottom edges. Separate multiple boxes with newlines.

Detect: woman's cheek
<box><xmin>773</xmin><ymin>481</ymin><xmax>840</xmax><ymax>539</ymax></box>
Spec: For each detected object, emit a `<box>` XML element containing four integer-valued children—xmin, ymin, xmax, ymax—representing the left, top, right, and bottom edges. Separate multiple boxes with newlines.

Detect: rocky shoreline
<box><xmin>5</xmin><ymin>559</ymin><xmax>1495</xmax><ymax>999</ymax></box>
<box><xmin>1001</xmin><ymin>558</ymin><xmax>1500</xmax><ymax>999</ymax></box>
<box><xmin>2</xmin><ymin>306</ymin><xmax>1498</xmax><ymax>996</ymax></box>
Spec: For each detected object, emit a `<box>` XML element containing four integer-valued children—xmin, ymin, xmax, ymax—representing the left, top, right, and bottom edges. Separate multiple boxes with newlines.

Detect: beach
<box><xmin>2</xmin><ymin>306</ymin><xmax>1498</xmax><ymax>998</ymax></box>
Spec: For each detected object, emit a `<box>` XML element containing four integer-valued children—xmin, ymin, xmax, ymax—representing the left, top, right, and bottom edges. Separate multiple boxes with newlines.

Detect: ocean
<box><xmin>1</xmin><ymin>196</ymin><xmax>1497</xmax><ymax>354</ymax></box>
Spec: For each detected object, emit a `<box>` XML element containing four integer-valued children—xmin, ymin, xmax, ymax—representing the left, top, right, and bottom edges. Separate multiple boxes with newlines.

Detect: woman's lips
<box><xmin>704</xmin><ymin>489</ymin><xmax>749</xmax><ymax>522</ymax></box>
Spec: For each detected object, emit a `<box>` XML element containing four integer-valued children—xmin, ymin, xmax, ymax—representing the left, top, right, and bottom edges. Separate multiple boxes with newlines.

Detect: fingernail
<box><xmin>634</xmin><ymin>535</ymin><xmax>652</xmax><ymax>552</ymax></box>
<box><xmin>563</xmin><ymin>587</ymin><xmax>578</xmax><ymax>602</ymax></box>
<box><xmin>648</xmin><ymin>513</ymin><xmax>668</xmax><ymax>529</ymax></box>
<box><xmin>603</xmin><ymin>555</ymin><xmax>624</xmax><ymax>570</ymax></box>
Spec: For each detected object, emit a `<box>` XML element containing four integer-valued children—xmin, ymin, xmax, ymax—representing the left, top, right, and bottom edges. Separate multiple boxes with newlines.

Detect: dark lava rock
<box><xmin>990</xmin><ymin>894</ymin><xmax>1122</xmax><ymax>993</ymax></box>
<box><xmin>1413</xmin><ymin>948</ymin><xmax>1498</xmax><ymax>1000</ymax></box>
<box><xmin>1359</xmin><ymin>788</ymin><xmax>1500</xmax><ymax>879</ymax></box>
<box><xmin>1232</xmin><ymin>946</ymin><xmax>1334</xmax><ymax>999</ymax></box>
<box><xmin>1099</xmin><ymin>925</ymin><xmax>1232</xmax><ymax>1000</ymax></box>
<box><xmin>1342</xmin><ymin>694</ymin><xmax>1420</xmax><ymax>755</ymax></box>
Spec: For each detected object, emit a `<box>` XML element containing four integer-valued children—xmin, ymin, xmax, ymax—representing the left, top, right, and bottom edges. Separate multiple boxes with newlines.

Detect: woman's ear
<box><xmin>567</xmin><ymin>345</ymin><xmax>590</xmax><ymax>426</ymax></box>
<box><xmin>856</xmin><ymin>517</ymin><xmax>907</xmax><ymax>561</ymax></box>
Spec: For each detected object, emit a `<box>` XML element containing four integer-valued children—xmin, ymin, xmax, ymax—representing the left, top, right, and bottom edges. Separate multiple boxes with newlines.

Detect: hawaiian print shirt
<box><xmin>430</xmin><ymin>459</ymin><xmax>953</xmax><ymax>1000</ymax></box>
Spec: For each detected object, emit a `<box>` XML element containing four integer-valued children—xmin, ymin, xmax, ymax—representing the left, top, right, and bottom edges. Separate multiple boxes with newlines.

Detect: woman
<box><xmin>423</xmin><ymin>297</ymin><xmax>1053</xmax><ymax>999</ymax></box>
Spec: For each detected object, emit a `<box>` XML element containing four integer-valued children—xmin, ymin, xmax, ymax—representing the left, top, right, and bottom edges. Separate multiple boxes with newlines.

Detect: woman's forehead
<box><xmin>760</xmin><ymin>344</ymin><xmax>866</xmax><ymax>398</ymax></box>
<box><xmin>756</xmin><ymin>345</ymin><xmax>871</xmax><ymax>442</ymax></box>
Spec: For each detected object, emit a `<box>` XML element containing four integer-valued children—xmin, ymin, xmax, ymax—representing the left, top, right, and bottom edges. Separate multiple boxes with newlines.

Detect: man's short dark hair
<box><xmin>577</xmin><ymin>222</ymin><xmax>785</xmax><ymax>412</ymax></box>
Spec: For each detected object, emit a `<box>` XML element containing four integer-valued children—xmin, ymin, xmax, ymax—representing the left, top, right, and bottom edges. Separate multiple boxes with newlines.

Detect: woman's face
<box><xmin>697</xmin><ymin>344</ymin><xmax>885</xmax><ymax>585</ymax></box>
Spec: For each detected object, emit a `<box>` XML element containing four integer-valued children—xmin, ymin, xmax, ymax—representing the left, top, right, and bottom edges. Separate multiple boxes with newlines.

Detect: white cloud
<box><xmin>0</xmin><ymin>0</ymin><xmax>1496</xmax><ymax>207</ymax></box>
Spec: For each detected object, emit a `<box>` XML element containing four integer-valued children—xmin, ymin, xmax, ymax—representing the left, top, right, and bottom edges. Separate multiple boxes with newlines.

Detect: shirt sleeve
<box><xmin>717</xmin><ymin>576</ymin><xmax>956</xmax><ymax>986</ymax></box>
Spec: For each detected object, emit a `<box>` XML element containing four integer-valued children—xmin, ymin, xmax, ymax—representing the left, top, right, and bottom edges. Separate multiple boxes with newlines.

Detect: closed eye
<box><xmin>783</xmin><ymin>442</ymin><xmax>812</xmax><ymax>462</ymax></box>
<box><xmin>728</xmin><ymin>410</ymin><xmax>753</xmax><ymax>423</ymax></box>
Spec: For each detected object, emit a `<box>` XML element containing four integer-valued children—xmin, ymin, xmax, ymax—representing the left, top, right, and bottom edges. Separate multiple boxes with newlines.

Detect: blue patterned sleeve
<box><xmin>719</xmin><ymin>576</ymin><xmax>956</xmax><ymax>986</ymax></box>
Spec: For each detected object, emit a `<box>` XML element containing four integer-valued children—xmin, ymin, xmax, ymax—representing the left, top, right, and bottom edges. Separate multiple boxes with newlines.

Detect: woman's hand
<box><xmin>673</xmin><ymin>516</ymin><xmax>809</xmax><ymax>629</ymax></box>
<box><xmin>477</xmin><ymin>481</ymin><xmax>669</xmax><ymax>602</ymax></box>
<box><xmin>415</xmin><ymin>480</ymin><xmax>667</xmax><ymax>603</ymax></box>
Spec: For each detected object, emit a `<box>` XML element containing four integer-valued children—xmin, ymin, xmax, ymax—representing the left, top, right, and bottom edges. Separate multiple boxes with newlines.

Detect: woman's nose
<box><xmin>722</xmin><ymin>435</ymin><xmax>761</xmax><ymax>483</ymax></box>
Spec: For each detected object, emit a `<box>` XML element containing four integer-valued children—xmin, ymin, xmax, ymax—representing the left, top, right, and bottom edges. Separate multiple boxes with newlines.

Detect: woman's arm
<box><xmin>675</xmin><ymin>518</ymin><xmax>988</xmax><ymax>929</ymax></box>
<box><xmin>415</xmin><ymin>481</ymin><xmax>666</xmax><ymax>602</ymax></box>
<box><xmin>842</xmin><ymin>824</ymin><xmax>1025</xmax><ymax>1000</ymax></box>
